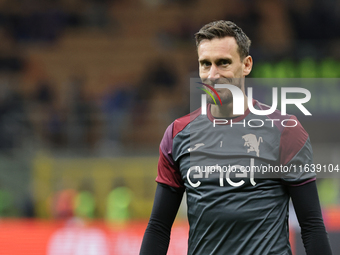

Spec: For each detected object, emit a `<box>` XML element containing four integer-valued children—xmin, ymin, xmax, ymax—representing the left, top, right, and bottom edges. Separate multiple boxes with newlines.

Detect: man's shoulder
<box><xmin>159</xmin><ymin>108</ymin><xmax>201</xmax><ymax>158</ymax></box>
<box><xmin>254</xmin><ymin>100</ymin><xmax>301</xmax><ymax>133</ymax></box>
<box><xmin>170</xmin><ymin>107</ymin><xmax>201</xmax><ymax>139</ymax></box>
<box><xmin>254</xmin><ymin>100</ymin><xmax>292</xmax><ymax>120</ymax></box>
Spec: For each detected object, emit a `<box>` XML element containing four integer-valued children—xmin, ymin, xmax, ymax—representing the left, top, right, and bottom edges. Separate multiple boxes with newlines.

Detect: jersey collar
<box><xmin>206</xmin><ymin>99</ymin><xmax>257</xmax><ymax>125</ymax></box>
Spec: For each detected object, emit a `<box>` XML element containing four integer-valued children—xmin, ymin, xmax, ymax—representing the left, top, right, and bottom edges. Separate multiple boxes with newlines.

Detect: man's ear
<box><xmin>243</xmin><ymin>55</ymin><xmax>253</xmax><ymax>76</ymax></box>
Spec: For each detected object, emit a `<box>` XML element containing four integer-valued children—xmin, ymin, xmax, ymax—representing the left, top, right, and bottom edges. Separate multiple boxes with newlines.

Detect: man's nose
<box><xmin>208</xmin><ymin>64</ymin><xmax>220</xmax><ymax>80</ymax></box>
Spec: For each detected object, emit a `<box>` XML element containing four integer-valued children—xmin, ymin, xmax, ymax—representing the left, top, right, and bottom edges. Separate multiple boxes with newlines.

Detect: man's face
<box><xmin>197</xmin><ymin>36</ymin><xmax>252</xmax><ymax>105</ymax></box>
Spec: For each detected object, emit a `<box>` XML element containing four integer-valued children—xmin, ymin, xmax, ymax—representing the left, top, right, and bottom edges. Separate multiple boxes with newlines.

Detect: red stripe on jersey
<box><xmin>279</xmin><ymin>115</ymin><xmax>309</xmax><ymax>166</ymax></box>
<box><xmin>173</xmin><ymin>108</ymin><xmax>201</xmax><ymax>138</ymax></box>
<box><xmin>156</xmin><ymin>147</ymin><xmax>184</xmax><ymax>188</ymax></box>
<box><xmin>289</xmin><ymin>178</ymin><xmax>316</xmax><ymax>186</ymax></box>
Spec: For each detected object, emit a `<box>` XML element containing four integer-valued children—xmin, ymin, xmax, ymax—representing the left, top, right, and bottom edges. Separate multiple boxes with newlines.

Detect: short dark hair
<box><xmin>195</xmin><ymin>20</ymin><xmax>251</xmax><ymax>59</ymax></box>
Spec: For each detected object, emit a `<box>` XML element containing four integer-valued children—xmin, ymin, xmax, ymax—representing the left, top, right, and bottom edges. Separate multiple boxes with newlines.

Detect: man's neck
<box><xmin>210</xmin><ymin>95</ymin><xmax>249</xmax><ymax>118</ymax></box>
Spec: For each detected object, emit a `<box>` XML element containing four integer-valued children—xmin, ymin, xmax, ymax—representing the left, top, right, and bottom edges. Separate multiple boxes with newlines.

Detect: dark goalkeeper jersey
<box><xmin>156</xmin><ymin>100</ymin><xmax>316</xmax><ymax>255</ymax></box>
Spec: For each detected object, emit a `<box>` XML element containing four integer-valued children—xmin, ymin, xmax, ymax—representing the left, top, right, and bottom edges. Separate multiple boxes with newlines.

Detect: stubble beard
<box><xmin>206</xmin><ymin>90</ymin><xmax>233</xmax><ymax>105</ymax></box>
<box><xmin>203</xmin><ymin>77</ymin><xmax>243</xmax><ymax>106</ymax></box>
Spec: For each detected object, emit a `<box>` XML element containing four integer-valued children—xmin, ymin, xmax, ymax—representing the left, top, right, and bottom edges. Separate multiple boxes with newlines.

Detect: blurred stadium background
<box><xmin>0</xmin><ymin>0</ymin><xmax>339</xmax><ymax>254</ymax></box>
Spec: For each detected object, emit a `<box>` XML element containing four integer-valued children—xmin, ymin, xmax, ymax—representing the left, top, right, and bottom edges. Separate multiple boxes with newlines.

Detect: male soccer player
<box><xmin>139</xmin><ymin>20</ymin><xmax>332</xmax><ymax>255</ymax></box>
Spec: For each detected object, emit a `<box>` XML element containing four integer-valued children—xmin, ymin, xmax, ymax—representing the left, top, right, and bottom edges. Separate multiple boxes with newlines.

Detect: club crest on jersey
<box><xmin>242</xmin><ymin>134</ymin><xmax>263</xmax><ymax>157</ymax></box>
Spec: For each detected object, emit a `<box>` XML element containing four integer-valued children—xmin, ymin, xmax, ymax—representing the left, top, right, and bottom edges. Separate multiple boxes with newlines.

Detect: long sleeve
<box><xmin>139</xmin><ymin>183</ymin><xmax>184</xmax><ymax>255</ymax></box>
<box><xmin>288</xmin><ymin>181</ymin><xmax>332</xmax><ymax>255</ymax></box>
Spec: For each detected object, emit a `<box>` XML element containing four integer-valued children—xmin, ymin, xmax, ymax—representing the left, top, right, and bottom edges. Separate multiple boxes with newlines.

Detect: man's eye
<box><xmin>201</xmin><ymin>62</ymin><xmax>211</xmax><ymax>67</ymax></box>
<box><xmin>221</xmin><ymin>60</ymin><xmax>230</xmax><ymax>66</ymax></box>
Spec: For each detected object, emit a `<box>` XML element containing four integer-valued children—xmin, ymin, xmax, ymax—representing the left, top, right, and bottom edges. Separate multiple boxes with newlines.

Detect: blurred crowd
<box><xmin>0</xmin><ymin>0</ymin><xmax>338</xmax><ymax>154</ymax></box>
<box><xmin>0</xmin><ymin>62</ymin><xmax>181</xmax><ymax>154</ymax></box>
<box><xmin>0</xmin><ymin>0</ymin><xmax>339</xmax><ymax>218</ymax></box>
<box><xmin>0</xmin><ymin>177</ymin><xmax>134</xmax><ymax>220</ymax></box>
